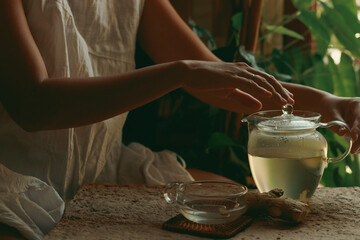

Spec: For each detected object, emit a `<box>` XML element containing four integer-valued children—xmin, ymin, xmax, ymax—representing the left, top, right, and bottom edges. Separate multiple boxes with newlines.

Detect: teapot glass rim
<box><xmin>242</xmin><ymin>110</ymin><xmax>322</xmax><ymax>131</ymax></box>
<box><xmin>245</xmin><ymin>109</ymin><xmax>321</xmax><ymax>121</ymax></box>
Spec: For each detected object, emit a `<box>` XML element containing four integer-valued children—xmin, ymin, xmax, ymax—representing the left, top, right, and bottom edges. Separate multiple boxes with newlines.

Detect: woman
<box><xmin>0</xmin><ymin>0</ymin><xmax>359</xmax><ymax>239</ymax></box>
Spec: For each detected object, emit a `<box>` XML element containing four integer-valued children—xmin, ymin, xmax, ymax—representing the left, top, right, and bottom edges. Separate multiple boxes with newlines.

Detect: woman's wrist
<box><xmin>176</xmin><ymin>59</ymin><xmax>218</xmax><ymax>91</ymax></box>
<box><xmin>282</xmin><ymin>82</ymin><xmax>333</xmax><ymax>112</ymax></box>
<box><xmin>173</xmin><ymin>60</ymin><xmax>191</xmax><ymax>89</ymax></box>
<box><xmin>175</xmin><ymin>59</ymin><xmax>200</xmax><ymax>90</ymax></box>
<box><xmin>313</xmin><ymin>91</ymin><xmax>341</xmax><ymax>115</ymax></box>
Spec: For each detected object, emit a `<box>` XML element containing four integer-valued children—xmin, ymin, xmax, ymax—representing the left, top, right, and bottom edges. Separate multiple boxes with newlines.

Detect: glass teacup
<box><xmin>164</xmin><ymin>181</ymin><xmax>248</xmax><ymax>224</ymax></box>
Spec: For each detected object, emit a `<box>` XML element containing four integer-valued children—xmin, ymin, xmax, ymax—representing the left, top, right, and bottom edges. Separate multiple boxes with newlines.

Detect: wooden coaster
<box><xmin>162</xmin><ymin>214</ymin><xmax>253</xmax><ymax>239</ymax></box>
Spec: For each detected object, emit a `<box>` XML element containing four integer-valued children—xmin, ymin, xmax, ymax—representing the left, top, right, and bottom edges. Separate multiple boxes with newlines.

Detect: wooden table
<box><xmin>44</xmin><ymin>184</ymin><xmax>360</xmax><ymax>240</ymax></box>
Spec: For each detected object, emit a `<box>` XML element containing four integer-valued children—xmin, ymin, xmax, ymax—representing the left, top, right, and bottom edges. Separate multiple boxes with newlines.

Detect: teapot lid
<box><xmin>245</xmin><ymin>105</ymin><xmax>321</xmax><ymax>131</ymax></box>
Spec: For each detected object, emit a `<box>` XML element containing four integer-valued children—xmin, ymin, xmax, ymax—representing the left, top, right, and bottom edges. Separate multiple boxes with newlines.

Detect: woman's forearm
<box><xmin>0</xmin><ymin>0</ymin><xmax>186</xmax><ymax>131</ymax></box>
<box><xmin>258</xmin><ymin>82</ymin><xmax>332</xmax><ymax>112</ymax></box>
<box><xmin>2</xmin><ymin>61</ymin><xmax>185</xmax><ymax>131</ymax></box>
<box><xmin>281</xmin><ymin>82</ymin><xmax>333</xmax><ymax>112</ymax></box>
<box><xmin>0</xmin><ymin>0</ymin><xmax>293</xmax><ymax>132</ymax></box>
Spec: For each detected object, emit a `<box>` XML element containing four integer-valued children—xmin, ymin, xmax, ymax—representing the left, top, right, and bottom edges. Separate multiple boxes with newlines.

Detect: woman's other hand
<box><xmin>318</xmin><ymin>96</ymin><xmax>360</xmax><ymax>154</ymax></box>
<box><xmin>181</xmin><ymin>60</ymin><xmax>294</xmax><ymax>114</ymax></box>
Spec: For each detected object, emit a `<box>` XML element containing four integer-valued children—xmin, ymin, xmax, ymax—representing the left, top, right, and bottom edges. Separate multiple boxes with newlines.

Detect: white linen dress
<box><xmin>0</xmin><ymin>1</ymin><xmax>193</xmax><ymax>239</ymax></box>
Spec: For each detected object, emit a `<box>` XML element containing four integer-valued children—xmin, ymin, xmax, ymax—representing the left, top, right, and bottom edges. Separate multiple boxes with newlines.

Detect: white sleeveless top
<box><xmin>0</xmin><ymin>0</ymin><xmax>143</xmax><ymax>200</ymax></box>
<box><xmin>0</xmin><ymin>1</ymin><xmax>193</xmax><ymax>239</ymax></box>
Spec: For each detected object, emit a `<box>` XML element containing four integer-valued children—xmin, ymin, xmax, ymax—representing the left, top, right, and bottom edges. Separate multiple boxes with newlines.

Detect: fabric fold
<box><xmin>96</xmin><ymin>142</ymin><xmax>194</xmax><ymax>185</ymax></box>
<box><xmin>0</xmin><ymin>164</ymin><xmax>64</xmax><ymax>240</ymax></box>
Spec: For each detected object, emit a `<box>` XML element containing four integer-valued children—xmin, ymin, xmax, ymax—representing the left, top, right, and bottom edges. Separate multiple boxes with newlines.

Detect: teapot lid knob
<box><xmin>282</xmin><ymin>104</ymin><xmax>293</xmax><ymax>115</ymax></box>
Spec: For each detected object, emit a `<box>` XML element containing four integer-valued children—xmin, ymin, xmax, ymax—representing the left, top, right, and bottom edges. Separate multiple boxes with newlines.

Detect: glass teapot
<box><xmin>242</xmin><ymin>105</ymin><xmax>352</xmax><ymax>202</ymax></box>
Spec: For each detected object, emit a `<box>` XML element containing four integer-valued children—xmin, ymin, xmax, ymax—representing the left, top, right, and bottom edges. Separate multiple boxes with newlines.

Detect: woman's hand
<box><xmin>319</xmin><ymin>95</ymin><xmax>360</xmax><ymax>154</ymax></box>
<box><xmin>181</xmin><ymin>60</ymin><xmax>294</xmax><ymax>114</ymax></box>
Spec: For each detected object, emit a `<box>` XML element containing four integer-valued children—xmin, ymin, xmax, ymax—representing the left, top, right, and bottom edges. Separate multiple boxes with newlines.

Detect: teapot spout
<box><xmin>241</xmin><ymin>117</ymin><xmax>248</xmax><ymax>124</ymax></box>
<box><xmin>241</xmin><ymin>114</ymin><xmax>257</xmax><ymax>124</ymax></box>
<box><xmin>241</xmin><ymin>113</ymin><xmax>264</xmax><ymax>130</ymax></box>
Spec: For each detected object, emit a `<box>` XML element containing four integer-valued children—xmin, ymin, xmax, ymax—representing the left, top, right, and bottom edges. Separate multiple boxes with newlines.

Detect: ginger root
<box><xmin>246</xmin><ymin>189</ymin><xmax>310</xmax><ymax>223</ymax></box>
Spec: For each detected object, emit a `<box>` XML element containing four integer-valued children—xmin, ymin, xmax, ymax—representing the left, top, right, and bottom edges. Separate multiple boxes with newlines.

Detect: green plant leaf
<box><xmin>328</xmin><ymin>56</ymin><xmax>346</xmax><ymax>96</ymax></box>
<box><xmin>188</xmin><ymin>18</ymin><xmax>216</xmax><ymax>50</ymax></box>
<box><xmin>271</xmin><ymin>49</ymin><xmax>294</xmax><ymax>76</ymax></box>
<box><xmin>290</xmin><ymin>47</ymin><xmax>303</xmax><ymax>76</ymax></box>
<box><xmin>332</xmin><ymin>0</ymin><xmax>358</xmax><ymax>17</ymax></box>
<box><xmin>291</xmin><ymin>0</ymin><xmax>313</xmax><ymax>10</ymax></box>
<box><xmin>344</xmin><ymin>154</ymin><xmax>359</xmax><ymax>186</ymax></box>
<box><xmin>310</xmin><ymin>55</ymin><xmax>334</xmax><ymax>93</ymax></box>
<box><xmin>330</xmin><ymin>2</ymin><xmax>360</xmax><ymax>40</ymax></box>
<box><xmin>273</xmin><ymin>72</ymin><xmax>293</xmax><ymax>82</ymax></box>
<box><xmin>238</xmin><ymin>46</ymin><xmax>260</xmax><ymax>69</ymax></box>
<box><xmin>327</xmin><ymin>53</ymin><xmax>357</xmax><ymax>97</ymax></box>
<box><xmin>212</xmin><ymin>46</ymin><xmax>237</xmax><ymax>62</ymax></box>
<box><xmin>336</xmin><ymin>53</ymin><xmax>357</xmax><ymax>97</ymax></box>
<box><xmin>187</xmin><ymin>18</ymin><xmax>196</xmax><ymax>27</ymax></box>
<box><xmin>232</xmin><ymin>12</ymin><xmax>243</xmax><ymax>31</ymax></box>
<box><xmin>333</xmin><ymin>165</ymin><xmax>345</xmax><ymax>185</ymax></box>
<box><xmin>357</xmin><ymin>68</ymin><xmax>360</xmax><ymax>97</ymax></box>
<box><xmin>350</xmin><ymin>155</ymin><xmax>360</xmax><ymax>186</ymax></box>
<box><xmin>192</xmin><ymin>26</ymin><xmax>202</xmax><ymax>39</ymax></box>
<box><xmin>234</xmin><ymin>33</ymin><xmax>240</xmax><ymax>46</ymax></box>
<box><xmin>266</xmin><ymin>25</ymin><xmax>304</xmax><ymax>40</ymax></box>
<box><xmin>321</xmin><ymin>2</ymin><xmax>360</xmax><ymax>58</ymax></box>
<box><xmin>321</xmin><ymin>165</ymin><xmax>337</xmax><ymax>187</ymax></box>
<box><xmin>297</xmin><ymin>10</ymin><xmax>331</xmax><ymax>56</ymax></box>
<box><xmin>208</xmin><ymin>132</ymin><xmax>237</xmax><ymax>149</ymax></box>
<box><xmin>208</xmin><ymin>106</ymin><xmax>220</xmax><ymax>116</ymax></box>
<box><xmin>229</xmin><ymin>147</ymin><xmax>250</xmax><ymax>175</ymax></box>
<box><xmin>200</xmin><ymin>26</ymin><xmax>216</xmax><ymax>48</ymax></box>
<box><xmin>337</xmin><ymin>163</ymin><xmax>347</xmax><ymax>178</ymax></box>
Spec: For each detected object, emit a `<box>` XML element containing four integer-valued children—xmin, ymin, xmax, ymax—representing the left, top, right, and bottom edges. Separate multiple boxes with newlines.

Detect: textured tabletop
<box><xmin>44</xmin><ymin>184</ymin><xmax>360</xmax><ymax>240</ymax></box>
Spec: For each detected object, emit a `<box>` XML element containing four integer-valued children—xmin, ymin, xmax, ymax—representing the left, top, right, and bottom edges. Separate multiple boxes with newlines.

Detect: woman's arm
<box><xmin>0</xmin><ymin>0</ymin><xmax>292</xmax><ymax>132</ymax></box>
<box><xmin>137</xmin><ymin>0</ymin><xmax>219</xmax><ymax>63</ymax></box>
<box><xmin>0</xmin><ymin>0</ymin><xmax>185</xmax><ymax>131</ymax></box>
<box><xmin>137</xmin><ymin>0</ymin><xmax>294</xmax><ymax>111</ymax></box>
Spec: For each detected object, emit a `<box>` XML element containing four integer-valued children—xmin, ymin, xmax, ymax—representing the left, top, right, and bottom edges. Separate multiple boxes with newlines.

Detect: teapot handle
<box><xmin>319</xmin><ymin>121</ymin><xmax>353</xmax><ymax>163</ymax></box>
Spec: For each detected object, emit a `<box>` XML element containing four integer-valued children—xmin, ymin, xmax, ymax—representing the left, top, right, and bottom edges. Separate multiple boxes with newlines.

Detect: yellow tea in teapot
<box><xmin>249</xmin><ymin>154</ymin><xmax>327</xmax><ymax>201</ymax></box>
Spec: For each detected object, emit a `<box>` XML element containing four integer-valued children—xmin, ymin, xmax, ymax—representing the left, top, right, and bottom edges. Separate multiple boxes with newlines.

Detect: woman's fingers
<box><xmin>183</xmin><ymin>60</ymin><xmax>294</xmax><ymax>107</ymax></box>
<box><xmin>332</xmin><ymin>125</ymin><xmax>358</xmax><ymax>154</ymax></box>
<box><xmin>350</xmin><ymin>120</ymin><xmax>360</xmax><ymax>154</ymax></box>
<box><xmin>235</xmin><ymin>75</ymin><xmax>273</xmax><ymax>98</ymax></box>
<box><xmin>239</xmin><ymin>72</ymin><xmax>288</xmax><ymax>105</ymax></box>
<box><xmin>241</xmin><ymin>72</ymin><xmax>274</xmax><ymax>96</ymax></box>
<box><xmin>344</xmin><ymin>98</ymin><xmax>360</xmax><ymax>153</ymax></box>
<box><xmin>245</xmin><ymin>68</ymin><xmax>295</xmax><ymax>105</ymax></box>
<box><xmin>225</xmin><ymin>88</ymin><xmax>263</xmax><ymax>112</ymax></box>
<box><xmin>286</xmin><ymin>88</ymin><xmax>294</xmax><ymax>98</ymax></box>
<box><xmin>323</xmin><ymin>97</ymin><xmax>360</xmax><ymax>154</ymax></box>
<box><xmin>351</xmin><ymin>130</ymin><xmax>360</xmax><ymax>154</ymax></box>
